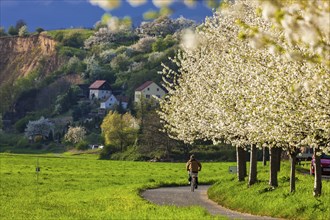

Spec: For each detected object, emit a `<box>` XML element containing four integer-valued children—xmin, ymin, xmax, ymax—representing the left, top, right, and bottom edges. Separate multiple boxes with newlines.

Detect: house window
<box><xmin>156</xmin><ymin>95</ymin><xmax>160</xmax><ymax>98</ymax></box>
<box><xmin>147</xmin><ymin>88</ymin><xmax>150</xmax><ymax>91</ymax></box>
<box><xmin>157</xmin><ymin>88</ymin><xmax>159</xmax><ymax>91</ymax></box>
<box><xmin>146</xmin><ymin>95</ymin><xmax>150</xmax><ymax>99</ymax></box>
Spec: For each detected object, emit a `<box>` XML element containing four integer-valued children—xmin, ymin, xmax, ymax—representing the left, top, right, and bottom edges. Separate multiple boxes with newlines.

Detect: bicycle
<box><xmin>190</xmin><ymin>172</ymin><xmax>198</xmax><ymax>192</ymax></box>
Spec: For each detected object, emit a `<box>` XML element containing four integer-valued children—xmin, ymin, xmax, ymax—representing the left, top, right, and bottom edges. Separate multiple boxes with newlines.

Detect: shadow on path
<box><xmin>141</xmin><ymin>185</ymin><xmax>279</xmax><ymax>219</ymax></box>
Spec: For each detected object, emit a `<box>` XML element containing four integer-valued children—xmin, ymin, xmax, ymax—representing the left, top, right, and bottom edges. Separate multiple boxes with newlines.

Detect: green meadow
<box><xmin>209</xmin><ymin>162</ymin><xmax>330</xmax><ymax>220</ymax></box>
<box><xmin>0</xmin><ymin>153</ymin><xmax>329</xmax><ymax>220</ymax></box>
<box><xmin>0</xmin><ymin>153</ymin><xmax>223</xmax><ymax>220</ymax></box>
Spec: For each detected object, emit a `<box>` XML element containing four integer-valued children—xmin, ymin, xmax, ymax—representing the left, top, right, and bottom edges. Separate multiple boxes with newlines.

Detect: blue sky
<box><xmin>0</xmin><ymin>0</ymin><xmax>215</xmax><ymax>32</ymax></box>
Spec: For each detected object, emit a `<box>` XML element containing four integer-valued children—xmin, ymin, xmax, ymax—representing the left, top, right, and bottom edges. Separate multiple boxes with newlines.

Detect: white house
<box><xmin>89</xmin><ymin>80</ymin><xmax>112</xmax><ymax>100</ymax></box>
<box><xmin>100</xmin><ymin>94</ymin><xmax>128</xmax><ymax>110</ymax></box>
<box><xmin>134</xmin><ymin>81</ymin><xmax>166</xmax><ymax>103</ymax></box>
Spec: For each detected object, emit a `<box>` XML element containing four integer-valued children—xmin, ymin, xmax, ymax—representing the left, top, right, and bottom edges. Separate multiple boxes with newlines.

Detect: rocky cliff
<box><xmin>0</xmin><ymin>34</ymin><xmax>62</xmax><ymax>85</ymax></box>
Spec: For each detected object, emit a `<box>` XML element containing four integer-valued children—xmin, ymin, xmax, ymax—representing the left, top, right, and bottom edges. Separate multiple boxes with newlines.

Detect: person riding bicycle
<box><xmin>186</xmin><ymin>154</ymin><xmax>202</xmax><ymax>188</ymax></box>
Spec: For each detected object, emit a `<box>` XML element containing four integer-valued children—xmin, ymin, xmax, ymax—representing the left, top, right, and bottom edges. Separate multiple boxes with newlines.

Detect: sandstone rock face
<box><xmin>0</xmin><ymin>34</ymin><xmax>62</xmax><ymax>85</ymax></box>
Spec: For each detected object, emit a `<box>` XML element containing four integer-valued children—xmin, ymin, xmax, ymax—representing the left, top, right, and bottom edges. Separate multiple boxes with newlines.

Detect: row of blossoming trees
<box><xmin>159</xmin><ymin>0</ymin><xmax>329</xmax><ymax>197</ymax></box>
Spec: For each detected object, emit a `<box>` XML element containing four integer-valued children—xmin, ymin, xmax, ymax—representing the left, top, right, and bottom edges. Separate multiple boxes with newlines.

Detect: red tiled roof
<box><xmin>135</xmin><ymin>81</ymin><xmax>154</xmax><ymax>91</ymax></box>
<box><xmin>89</xmin><ymin>80</ymin><xmax>107</xmax><ymax>89</ymax></box>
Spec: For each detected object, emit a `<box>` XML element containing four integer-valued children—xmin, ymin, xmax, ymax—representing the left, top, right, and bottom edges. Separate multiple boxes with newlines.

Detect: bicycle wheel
<box><xmin>191</xmin><ymin>177</ymin><xmax>195</xmax><ymax>192</ymax></box>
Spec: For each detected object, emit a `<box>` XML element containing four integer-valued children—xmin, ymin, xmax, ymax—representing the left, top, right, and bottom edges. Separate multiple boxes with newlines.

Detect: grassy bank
<box><xmin>1</xmin><ymin>153</ymin><xmax>329</xmax><ymax>219</ymax></box>
<box><xmin>0</xmin><ymin>153</ymin><xmax>224</xmax><ymax>220</ymax></box>
<box><xmin>208</xmin><ymin>162</ymin><xmax>330</xmax><ymax>220</ymax></box>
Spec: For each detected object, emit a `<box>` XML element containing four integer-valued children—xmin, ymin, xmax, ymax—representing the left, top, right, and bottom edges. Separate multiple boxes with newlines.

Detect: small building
<box><xmin>134</xmin><ymin>81</ymin><xmax>166</xmax><ymax>103</ymax></box>
<box><xmin>89</xmin><ymin>80</ymin><xmax>112</xmax><ymax>100</ymax></box>
<box><xmin>100</xmin><ymin>94</ymin><xmax>128</xmax><ymax>110</ymax></box>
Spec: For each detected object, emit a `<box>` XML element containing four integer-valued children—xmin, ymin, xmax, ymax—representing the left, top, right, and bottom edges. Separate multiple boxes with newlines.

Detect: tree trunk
<box><xmin>313</xmin><ymin>147</ymin><xmax>322</xmax><ymax>197</ymax></box>
<box><xmin>243</xmin><ymin>151</ymin><xmax>247</xmax><ymax>177</ymax></box>
<box><xmin>276</xmin><ymin>147</ymin><xmax>282</xmax><ymax>172</ymax></box>
<box><xmin>263</xmin><ymin>146</ymin><xmax>267</xmax><ymax>166</ymax></box>
<box><xmin>269</xmin><ymin>147</ymin><xmax>278</xmax><ymax>187</ymax></box>
<box><xmin>237</xmin><ymin>146</ymin><xmax>246</xmax><ymax>181</ymax></box>
<box><xmin>289</xmin><ymin>149</ymin><xmax>297</xmax><ymax>193</ymax></box>
<box><xmin>248</xmin><ymin>144</ymin><xmax>258</xmax><ymax>186</ymax></box>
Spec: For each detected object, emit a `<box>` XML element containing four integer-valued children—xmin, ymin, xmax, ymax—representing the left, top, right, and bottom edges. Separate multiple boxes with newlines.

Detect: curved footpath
<box><xmin>141</xmin><ymin>185</ymin><xmax>279</xmax><ymax>219</ymax></box>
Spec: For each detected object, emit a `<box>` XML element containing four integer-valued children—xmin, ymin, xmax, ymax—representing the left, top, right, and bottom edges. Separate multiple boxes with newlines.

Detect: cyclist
<box><xmin>186</xmin><ymin>154</ymin><xmax>202</xmax><ymax>188</ymax></box>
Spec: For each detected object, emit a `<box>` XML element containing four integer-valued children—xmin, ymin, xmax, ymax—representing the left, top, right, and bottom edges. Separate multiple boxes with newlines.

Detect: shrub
<box><xmin>15</xmin><ymin>115</ymin><xmax>37</xmax><ymax>133</ymax></box>
<box><xmin>99</xmin><ymin>144</ymin><xmax>115</xmax><ymax>160</ymax></box>
<box><xmin>15</xmin><ymin>138</ymin><xmax>30</xmax><ymax>148</ymax></box>
<box><xmin>0</xmin><ymin>27</ymin><xmax>8</xmax><ymax>36</ymax></box>
<box><xmin>8</xmin><ymin>25</ymin><xmax>18</xmax><ymax>36</ymax></box>
<box><xmin>85</xmin><ymin>132</ymin><xmax>104</xmax><ymax>145</ymax></box>
<box><xmin>110</xmin><ymin>146</ymin><xmax>147</xmax><ymax>161</ymax></box>
<box><xmin>30</xmin><ymin>142</ymin><xmax>43</xmax><ymax>149</ymax></box>
<box><xmin>18</xmin><ymin>25</ymin><xmax>29</xmax><ymax>37</ymax></box>
<box><xmin>152</xmin><ymin>35</ymin><xmax>177</xmax><ymax>52</ymax></box>
<box><xmin>131</xmin><ymin>36</ymin><xmax>156</xmax><ymax>53</ymax></box>
<box><xmin>110</xmin><ymin>54</ymin><xmax>130</xmax><ymax>71</ymax></box>
<box><xmin>62</xmin><ymin>32</ymin><xmax>84</xmax><ymax>48</ymax></box>
<box><xmin>58</xmin><ymin>46</ymin><xmax>86</xmax><ymax>59</ymax></box>
<box><xmin>0</xmin><ymin>133</ymin><xmax>21</xmax><ymax>146</ymax></box>
<box><xmin>36</xmin><ymin>27</ymin><xmax>44</xmax><ymax>34</ymax></box>
<box><xmin>65</xmin><ymin>126</ymin><xmax>86</xmax><ymax>144</ymax></box>
<box><xmin>100</xmin><ymin>49</ymin><xmax>116</xmax><ymax>63</ymax></box>
<box><xmin>75</xmin><ymin>141</ymin><xmax>89</xmax><ymax>150</ymax></box>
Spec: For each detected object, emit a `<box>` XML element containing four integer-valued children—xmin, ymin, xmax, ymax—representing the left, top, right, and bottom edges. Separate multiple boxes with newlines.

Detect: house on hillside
<box><xmin>100</xmin><ymin>94</ymin><xmax>128</xmax><ymax>110</ymax></box>
<box><xmin>134</xmin><ymin>81</ymin><xmax>166</xmax><ymax>103</ymax></box>
<box><xmin>89</xmin><ymin>80</ymin><xmax>112</xmax><ymax>100</ymax></box>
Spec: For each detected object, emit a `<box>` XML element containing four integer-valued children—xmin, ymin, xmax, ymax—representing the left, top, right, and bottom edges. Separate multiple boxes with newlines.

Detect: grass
<box><xmin>0</xmin><ymin>153</ymin><xmax>223</xmax><ymax>220</ymax></box>
<box><xmin>0</xmin><ymin>153</ymin><xmax>329</xmax><ymax>220</ymax></box>
<box><xmin>46</xmin><ymin>29</ymin><xmax>94</xmax><ymax>41</ymax></box>
<box><xmin>208</xmin><ymin>161</ymin><xmax>330</xmax><ymax>220</ymax></box>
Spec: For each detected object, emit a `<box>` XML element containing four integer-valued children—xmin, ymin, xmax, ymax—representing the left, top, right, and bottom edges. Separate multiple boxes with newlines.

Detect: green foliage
<box><xmin>101</xmin><ymin>111</ymin><xmax>139</xmax><ymax>151</ymax></box>
<box><xmin>0</xmin><ymin>115</ymin><xmax>3</xmax><ymax>130</ymax></box>
<box><xmin>14</xmin><ymin>114</ymin><xmax>40</xmax><ymax>133</ymax></box>
<box><xmin>0</xmin><ymin>133</ymin><xmax>22</xmax><ymax>147</ymax></box>
<box><xmin>58</xmin><ymin>46</ymin><xmax>86</xmax><ymax>59</ymax></box>
<box><xmin>190</xmin><ymin>145</ymin><xmax>236</xmax><ymax>162</ymax></box>
<box><xmin>75</xmin><ymin>140</ymin><xmax>89</xmax><ymax>150</ymax></box>
<box><xmin>72</xmin><ymin>102</ymin><xmax>92</xmax><ymax>121</ymax></box>
<box><xmin>8</xmin><ymin>25</ymin><xmax>18</xmax><ymax>36</ymax></box>
<box><xmin>110</xmin><ymin>146</ymin><xmax>147</xmax><ymax>161</ymax></box>
<box><xmin>61</xmin><ymin>32</ymin><xmax>85</xmax><ymax>48</ymax></box>
<box><xmin>35</xmin><ymin>27</ymin><xmax>44</xmax><ymax>34</ymax></box>
<box><xmin>0</xmin><ymin>70</ymin><xmax>44</xmax><ymax>114</ymax></box>
<box><xmin>99</xmin><ymin>144</ymin><xmax>115</xmax><ymax>159</ymax></box>
<box><xmin>152</xmin><ymin>35</ymin><xmax>176</xmax><ymax>52</ymax></box>
<box><xmin>0</xmin><ymin>27</ymin><xmax>7</xmax><ymax>36</ymax></box>
<box><xmin>110</xmin><ymin>54</ymin><xmax>131</xmax><ymax>71</ymax></box>
<box><xmin>63</xmin><ymin>56</ymin><xmax>86</xmax><ymax>74</ymax></box>
<box><xmin>85</xmin><ymin>132</ymin><xmax>104</xmax><ymax>145</ymax></box>
<box><xmin>53</xmin><ymin>86</ymin><xmax>78</xmax><ymax>115</ymax></box>
<box><xmin>47</xmin><ymin>29</ymin><xmax>94</xmax><ymax>45</ymax></box>
<box><xmin>15</xmin><ymin>137</ymin><xmax>29</xmax><ymax>148</ymax></box>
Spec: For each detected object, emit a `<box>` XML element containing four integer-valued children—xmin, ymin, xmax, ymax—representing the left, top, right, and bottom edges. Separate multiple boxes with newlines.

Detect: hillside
<box><xmin>0</xmin><ymin>17</ymin><xmax>200</xmax><ymax>160</ymax></box>
<box><xmin>0</xmin><ymin>34</ymin><xmax>63</xmax><ymax>86</ymax></box>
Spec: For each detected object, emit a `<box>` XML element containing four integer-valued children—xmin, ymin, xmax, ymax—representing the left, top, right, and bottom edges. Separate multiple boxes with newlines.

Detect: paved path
<box><xmin>141</xmin><ymin>185</ymin><xmax>279</xmax><ymax>219</ymax></box>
